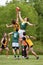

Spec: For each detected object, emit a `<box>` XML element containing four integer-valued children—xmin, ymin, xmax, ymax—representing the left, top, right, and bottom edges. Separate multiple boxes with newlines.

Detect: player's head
<box><xmin>12</xmin><ymin>19</ymin><xmax>16</xmax><ymax>25</ymax></box>
<box><xmin>22</xmin><ymin>37</ymin><xmax>26</xmax><ymax>41</ymax></box>
<box><xmin>16</xmin><ymin>28</ymin><xmax>19</xmax><ymax>32</ymax></box>
<box><xmin>23</xmin><ymin>32</ymin><xmax>26</xmax><ymax>36</ymax></box>
<box><xmin>24</xmin><ymin>17</ymin><xmax>29</xmax><ymax>22</ymax></box>
<box><xmin>3</xmin><ymin>32</ymin><xmax>7</xmax><ymax>37</ymax></box>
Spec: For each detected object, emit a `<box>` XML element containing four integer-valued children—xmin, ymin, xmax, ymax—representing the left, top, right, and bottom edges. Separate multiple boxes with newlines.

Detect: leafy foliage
<box><xmin>0</xmin><ymin>1</ymin><xmax>43</xmax><ymax>54</ymax></box>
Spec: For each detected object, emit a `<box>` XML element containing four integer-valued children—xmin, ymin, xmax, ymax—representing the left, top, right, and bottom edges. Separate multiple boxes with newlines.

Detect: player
<box><xmin>18</xmin><ymin>10</ymin><xmax>35</xmax><ymax>39</ymax></box>
<box><xmin>8</xmin><ymin>29</ymin><xmax>20</xmax><ymax>59</ymax></box>
<box><xmin>0</xmin><ymin>33</ymin><xmax>9</xmax><ymax>57</ymax></box>
<box><xmin>6</xmin><ymin>12</ymin><xmax>20</xmax><ymax>31</ymax></box>
<box><xmin>23</xmin><ymin>32</ymin><xmax>39</xmax><ymax>59</ymax></box>
<box><xmin>21</xmin><ymin>37</ymin><xmax>28</xmax><ymax>59</ymax></box>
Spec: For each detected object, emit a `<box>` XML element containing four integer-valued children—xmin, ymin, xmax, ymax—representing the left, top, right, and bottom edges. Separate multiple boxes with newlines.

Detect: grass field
<box><xmin>0</xmin><ymin>55</ymin><xmax>43</xmax><ymax>65</ymax></box>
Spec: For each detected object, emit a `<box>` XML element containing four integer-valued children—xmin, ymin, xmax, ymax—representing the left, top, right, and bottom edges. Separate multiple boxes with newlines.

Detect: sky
<box><xmin>0</xmin><ymin>0</ymin><xmax>12</xmax><ymax>6</ymax></box>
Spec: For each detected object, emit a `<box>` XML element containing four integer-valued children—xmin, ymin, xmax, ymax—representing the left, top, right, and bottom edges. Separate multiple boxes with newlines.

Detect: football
<box><xmin>16</xmin><ymin>7</ymin><xmax>20</xmax><ymax>11</ymax></box>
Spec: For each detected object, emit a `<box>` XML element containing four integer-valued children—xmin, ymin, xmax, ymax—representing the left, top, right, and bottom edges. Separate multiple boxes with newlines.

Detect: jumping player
<box><xmin>6</xmin><ymin>12</ymin><xmax>20</xmax><ymax>31</ymax></box>
<box><xmin>18</xmin><ymin>11</ymin><xmax>35</xmax><ymax>39</ymax></box>
<box><xmin>8</xmin><ymin>29</ymin><xmax>20</xmax><ymax>59</ymax></box>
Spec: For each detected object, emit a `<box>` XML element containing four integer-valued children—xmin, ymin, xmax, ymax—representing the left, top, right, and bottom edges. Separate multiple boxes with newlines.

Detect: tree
<box><xmin>34</xmin><ymin>0</ymin><xmax>43</xmax><ymax>42</ymax></box>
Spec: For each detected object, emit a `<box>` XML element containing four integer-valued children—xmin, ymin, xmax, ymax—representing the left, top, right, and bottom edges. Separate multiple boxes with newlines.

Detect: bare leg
<box><xmin>26</xmin><ymin>46</ymin><xmax>29</xmax><ymax>59</ymax></box>
<box><xmin>30</xmin><ymin>47</ymin><xmax>39</xmax><ymax>59</ymax></box>
<box><xmin>5</xmin><ymin>47</ymin><xmax>9</xmax><ymax>57</ymax></box>
<box><xmin>16</xmin><ymin>49</ymin><xmax>19</xmax><ymax>58</ymax></box>
<box><xmin>12</xmin><ymin>49</ymin><xmax>16</xmax><ymax>58</ymax></box>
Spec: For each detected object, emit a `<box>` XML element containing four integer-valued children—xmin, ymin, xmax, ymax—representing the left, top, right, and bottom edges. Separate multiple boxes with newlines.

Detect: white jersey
<box><xmin>18</xmin><ymin>29</ymin><xmax>25</xmax><ymax>38</ymax></box>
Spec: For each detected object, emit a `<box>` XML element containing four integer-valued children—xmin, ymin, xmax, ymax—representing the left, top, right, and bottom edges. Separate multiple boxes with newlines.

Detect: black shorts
<box><xmin>22</xmin><ymin>45</ymin><xmax>27</xmax><ymax>50</ymax></box>
<box><xmin>12</xmin><ymin>47</ymin><xmax>19</xmax><ymax>51</ymax></box>
<box><xmin>22</xmin><ymin>45</ymin><xmax>27</xmax><ymax>57</ymax></box>
<box><xmin>24</xmin><ymin>45</ymin><xmax>27</xmax><ymax>49</ymax></box>
<box><xmin>27</xmin><ymin>44</ymin><xmax>33</xmax><ymax>48</ymax></box>
<box><xmin>30</xmin><ymin>45</ymin><xmax>33</xmax><ymax>48</ymax></box>
<box><xmin>1</xmin><ymin>45</ymin><xmax>8</xmax><ymax>49</ymax></box>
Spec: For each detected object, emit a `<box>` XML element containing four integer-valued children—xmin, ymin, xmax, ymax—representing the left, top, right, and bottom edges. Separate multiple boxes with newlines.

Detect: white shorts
<box><xmin>18</xmin><ymin>29</ymin><xmax>25</xmax><ymax>38</ymax></box>
<box><xmin>12</xmin><ymin>42</ymin><xmax>19</xmax><ymax>47</ymax></box>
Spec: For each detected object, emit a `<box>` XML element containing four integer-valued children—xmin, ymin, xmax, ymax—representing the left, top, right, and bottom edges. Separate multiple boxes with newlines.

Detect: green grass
<box><xmin>0</xmin><ymin>55</ymin><xmax>43</xmax><ymax>65</ymax></box>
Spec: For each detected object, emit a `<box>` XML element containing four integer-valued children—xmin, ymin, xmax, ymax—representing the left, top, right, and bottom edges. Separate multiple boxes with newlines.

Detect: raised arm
<box><xmin>8</xmin><ymin>32</ymin><xmax>13</xmax><ymax>35</ymax></box>
<box><xmin>26</xmin><ymin>22</ymin><xmax>35</xmax><ymax>26</ymax></box>
<box><xmin>19</xmin><ymin>11</ymin><xmax>24</xmax><ymax>22</ymax></box>
<box><xmin>16</xmin><ymin>12</ymin><xmax>19</xmax><ymax>23</ymax></box>
<box><xmin>29</xmin><ymin>36</ymin><xmax>36</xmax><ymax>40</ymax></box>
<box><xmin>8</xmin><ymin>32</ymin><xmax>13</xmax><ymax>41</ymax></box>
<box><xmin>6</xmin><ymin>24</ymin><xmax>13</xmax><ymax>28</ymax></box>
<box><xmin>26</xmin><ymin>35</ymin><xmax>36</xmax><ymax>40</ymax></box>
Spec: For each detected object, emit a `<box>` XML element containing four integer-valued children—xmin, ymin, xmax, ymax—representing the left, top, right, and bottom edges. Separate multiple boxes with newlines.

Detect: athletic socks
<box><xmin>36</xmin><ymin>56</ymin><xmax>39</xmax><ymax>60</ymax></box>
<box><xmin>14</xmin><ymin>54</ymin><xmax>20</xmax><ymax>59</ymax></box>
<box><xmin>14</xmin><ymin>54</ymin><xmax>16</xmax><ymax>58</ymax></box>
<box><xmin>17</xmin><ymin>54</ymin><xmax>20</xmax><ymax>59</ymax></box>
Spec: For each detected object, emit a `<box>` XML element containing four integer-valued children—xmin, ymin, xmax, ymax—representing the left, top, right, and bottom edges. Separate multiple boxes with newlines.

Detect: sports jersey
<box><xmin>18</xmin><ymin>22</ymin><xmax>27</xmax><ymax>38</ymax></box>
<box><xmin>26</xmin><ymin>38</ymin><xmax>33</xmax><ymax>47</ymax></box>
<box><xmin>12</xmin><ymin>32</ymin><xmax>19</xmax><ymax>43</ymax></box>
<box><xmin>13</xmin><ymin>23</ymin><xmax>20</xmax><ymax>31</ymax></box>
<box><xmin>22</xmin><ymin>41</ymin><xmax>27</xmax><ymax>46</ymax></box>
<box><xmin>2</xmin><ymin>37</ymin><xmax>8</xmax><ymax>47</ymax></box>
<box><xmin>20</xmin><ymin>22</ymin><xmax>27</xmax><ymax>30</ymax></box>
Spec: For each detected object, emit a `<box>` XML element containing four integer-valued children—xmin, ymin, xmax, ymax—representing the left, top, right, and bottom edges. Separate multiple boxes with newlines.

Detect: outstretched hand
<box><xmin>16</xmin><ymin>7</ymin><xmax>20</xmax><ymax>12</ymax></box>
<box><xmin>33</xmin><ymin>24</ymin><xmax>38</xmax><ymax>27</ymax></box>
<box><xmin>6</xmin><ymin>24</ymin><xmax>9</xmax><ymax>28</ymax></box>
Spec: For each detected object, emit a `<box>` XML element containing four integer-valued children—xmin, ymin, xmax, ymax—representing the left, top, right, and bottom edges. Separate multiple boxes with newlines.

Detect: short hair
<box><xmin>23</xmin><ymin>32</ymin><xmax>26</xmax><ymax>36</ymax></box>
<box><xmin>16</xmin><ymin>28</ymin><xmax>19</xmax><ymax>32</ymax></box>
<box><xmin>22</xmin><ymin>37</ymin><xmax>26</xmax><ymax>40</ymax></box>
<box><xmin>11</xmin><ymin>19</ymin><xmax>16</xmax><ymax>24</ymax></box>
<box><xmin>27</xmin><ymin>18</ymin><xmax>29</xmax><ymax>22</ymax></box>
